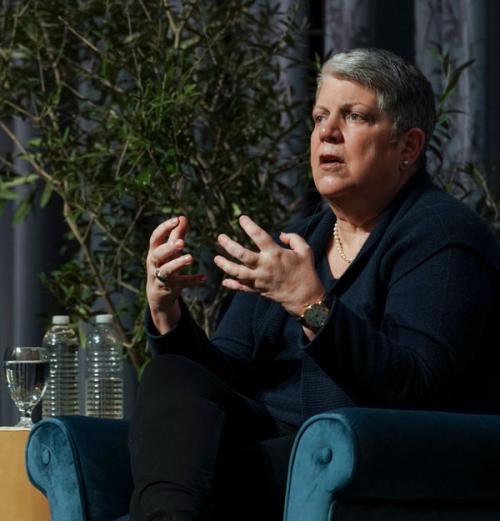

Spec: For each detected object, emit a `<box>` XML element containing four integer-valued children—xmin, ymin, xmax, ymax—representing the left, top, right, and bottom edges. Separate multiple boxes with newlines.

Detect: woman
<box><xmin>129</xmin><ymin>48</ymin><xmax>500</xmax><ymax>521</ymax></box>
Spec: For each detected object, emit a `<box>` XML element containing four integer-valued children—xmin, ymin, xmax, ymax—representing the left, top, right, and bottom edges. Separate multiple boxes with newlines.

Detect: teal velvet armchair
<box><xmin>26</xmin><ymin>408</ymin><xmax>500</xmax><ymax>521</ymax></box>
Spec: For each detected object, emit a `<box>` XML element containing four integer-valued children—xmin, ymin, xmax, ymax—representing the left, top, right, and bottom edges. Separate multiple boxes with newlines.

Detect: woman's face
<box><xmin>310</xmin><ymin>75</ymin><xmax>409</xmax><ymax>213</ymax></box>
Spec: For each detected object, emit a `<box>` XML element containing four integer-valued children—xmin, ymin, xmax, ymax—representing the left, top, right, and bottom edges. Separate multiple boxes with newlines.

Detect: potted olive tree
<box><xmin>0</xmin><ymin>0</ymin><xmax>308</xmax><ymax>372</ymax></box>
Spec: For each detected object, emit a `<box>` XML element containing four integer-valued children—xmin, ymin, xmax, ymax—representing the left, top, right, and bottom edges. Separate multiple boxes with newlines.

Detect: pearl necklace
<box><xmin>333</xmin><ymin>222</ymin><xmax>353</xmax><ymax>264</ymax></box>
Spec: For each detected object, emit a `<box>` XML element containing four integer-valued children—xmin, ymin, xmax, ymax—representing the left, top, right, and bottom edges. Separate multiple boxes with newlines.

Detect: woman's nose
<box><xmin>319</xmin><ymin>118</ymin><xmax>342</xmax><ymax>142</ymax></box>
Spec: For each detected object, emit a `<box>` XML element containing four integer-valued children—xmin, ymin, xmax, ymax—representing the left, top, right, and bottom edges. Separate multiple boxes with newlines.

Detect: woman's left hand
<box><xmin>214</xmin><ymin>215</ymin><xmax>325</xmax><ymax>317</ymax></box>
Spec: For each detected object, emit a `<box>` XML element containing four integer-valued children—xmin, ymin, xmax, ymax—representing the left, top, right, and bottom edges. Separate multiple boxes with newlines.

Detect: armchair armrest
<box><xmin>284</xmin><ymin>408</ymin><xmax>500</xmax><ymax>521</ymax></box>
<box><xmin>26</xmin><ymin>416</ymin><xmax>132</xmax><ymax>521</ymax></box>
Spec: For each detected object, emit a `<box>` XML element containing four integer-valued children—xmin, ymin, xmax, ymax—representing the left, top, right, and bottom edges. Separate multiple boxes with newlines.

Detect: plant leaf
<box><xmin>13</xmin><ymin>197</ymin><xmax>32</xmax><ymax>224</ymax></box>
<box><xmin>39</xmin><ymin>181</ymin><xmax>53</xmax><ymax>208</ymax></box>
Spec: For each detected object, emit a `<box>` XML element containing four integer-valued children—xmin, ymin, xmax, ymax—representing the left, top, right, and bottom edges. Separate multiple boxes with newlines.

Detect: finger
<box><xmin>239</xmin><ymin>215</ymin><xmax>276</xmax><ymax>251</ymax></box>
<box><xmin>176</xmin><ymin>273</ymin><xmax>208</xmax><ymax>283</ymax></box>
<box><xmin>279</xmin><ymin>232</ymin><xmax>312</xmax><ymax>256</ymax></box>
<box><xmin>174</xmin><ymin>274</ymin><xmax>208</xmax><ymax>288</ymax></box>
<box><xmin>154</xmin><ymin>254</ymin><xmax>194</xmax><ymax>281</ymax></box>
<box><xmin>150</xmin><ymin>239</ymin><xmax>184</xmax><ymax>267</ymax></box>
<box><xmin>213</xmin><ymin>254</ymin><xmax>254</xmax><ymax>281</ymax></box>
<box><xmin>217</xmin><ymin>233</ymin><xmax>259</xmax><ymax>267</ymax></box>
<box><xmin>149</xmin><ymin>217</ymin><xmax>180</xmax><ymax>247</ymax></box>
<box><xmin>221</xmin><ymin>278</ymin><xmax>256</xmax><ymax>293</ymax></box>
<box><xmin>154</xmin><ymin>273</ymin><xmax>207</xmax><ymax>291</ymax></box>
<box><xmin>167</xmin><ymin>215</ymin><xmax>188</xmax><ymax>245</ymax></box>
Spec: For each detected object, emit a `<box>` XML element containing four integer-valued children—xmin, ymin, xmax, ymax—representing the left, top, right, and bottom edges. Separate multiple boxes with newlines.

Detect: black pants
<box><xmin>129</xmin><ymin>354</ymin><xmax>298</xmax><ymax>521</ymax></box>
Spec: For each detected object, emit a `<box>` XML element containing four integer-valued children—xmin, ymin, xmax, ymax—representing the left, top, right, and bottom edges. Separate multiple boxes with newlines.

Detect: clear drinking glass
<box><xmin>3</xmin><ymin>346</ymin><xmax>50</xmax><ymax>428</ymax></box>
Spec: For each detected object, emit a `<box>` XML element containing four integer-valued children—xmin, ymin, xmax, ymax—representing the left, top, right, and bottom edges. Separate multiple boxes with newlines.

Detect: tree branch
<box><xmin>63</xmin><ymin>200</ymin><xmax>141</xmax><ymax>372</ymax></box>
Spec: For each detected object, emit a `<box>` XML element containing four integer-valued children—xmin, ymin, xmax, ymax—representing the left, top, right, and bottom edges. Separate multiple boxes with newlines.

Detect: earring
<box><xmin>402</xmin><ymin>160</ymin><xmax>409</xmax><ymax>166</ymax></box>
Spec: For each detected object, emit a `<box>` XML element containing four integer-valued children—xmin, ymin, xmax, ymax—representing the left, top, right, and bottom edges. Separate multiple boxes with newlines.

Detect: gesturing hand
<box><xmin>146</xmin><ymin>216</ymin><xmax>206</xmax><ymax>333</ymax></box>
<box><xmin>214</xmin><ymin>215</ymin><xmax>325</xmax><ymax>317</ymax></box>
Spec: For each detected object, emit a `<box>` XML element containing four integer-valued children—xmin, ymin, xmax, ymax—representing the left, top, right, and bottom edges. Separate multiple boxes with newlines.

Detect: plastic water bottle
<box><xmin>42</xmin><ymin>315</ymin><xmax>80</xmax><ymax>417</ymax></box>
<box><xmin>85</xmin><ymin>314</ymin><xmax>124</xmax><ymax>418</ymax></box>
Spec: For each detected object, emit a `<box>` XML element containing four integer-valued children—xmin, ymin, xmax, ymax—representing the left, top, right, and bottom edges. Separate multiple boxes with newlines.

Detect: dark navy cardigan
<box><xmin>146</xmin><ymin>171</ymin><xmax>500</xmax><ymax>418</ymax></box>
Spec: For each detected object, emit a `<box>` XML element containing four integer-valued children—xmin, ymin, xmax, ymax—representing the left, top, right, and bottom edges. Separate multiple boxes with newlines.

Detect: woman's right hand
<box><xmin>146</xmin><ymin>216</ymin><xmax>206</xmax><ymax>334</ymax></box>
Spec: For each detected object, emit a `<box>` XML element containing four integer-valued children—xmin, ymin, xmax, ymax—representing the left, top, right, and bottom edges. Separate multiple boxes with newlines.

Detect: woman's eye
<box><xmin>346</xmin><ymin>112</ymin><xmax>365</xmax><ymax>122</ymax></box>
<box><xmin>313</xmin><ymin>114</ymin><xmax>327</xmax><ymax>124</ymax></box>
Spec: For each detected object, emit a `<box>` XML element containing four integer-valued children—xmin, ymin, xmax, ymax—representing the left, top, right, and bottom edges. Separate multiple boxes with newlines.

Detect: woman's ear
<box><xmin>399</xmin><ymin>127</ymin><xmax>426</xmax><ymax>169</ymax></box>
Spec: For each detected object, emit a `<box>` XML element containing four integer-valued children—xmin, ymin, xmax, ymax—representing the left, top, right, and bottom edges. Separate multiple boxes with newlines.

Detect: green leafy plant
<box><xmin>428</xmin><ymin>49</ymin><xmax>500</xmax><ymax>235</ymax></box>
<box><xmin>0</xmin><ymin>0</ymin><xmax>307</xmax><ymax>372</ymax></box>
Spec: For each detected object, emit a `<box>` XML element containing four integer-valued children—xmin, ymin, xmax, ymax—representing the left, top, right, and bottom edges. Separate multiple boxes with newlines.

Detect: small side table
<box><xmin>0</xmin><ymin>427</ymin><xmax>51</xmax><ymax>521</ymax></box>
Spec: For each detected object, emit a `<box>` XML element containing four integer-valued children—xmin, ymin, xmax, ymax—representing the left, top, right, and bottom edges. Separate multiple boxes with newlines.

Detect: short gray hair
<box><xmin>319</xmin><ymin>48</ymin><xmax>436</xmax><ymax>155</ymax></box>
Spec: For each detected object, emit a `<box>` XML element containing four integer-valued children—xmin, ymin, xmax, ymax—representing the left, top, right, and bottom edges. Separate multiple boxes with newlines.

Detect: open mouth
<box><xmin>319</xmin><ymin>154</ymin><xmax>344</xmax><ymax>166</ymax></box>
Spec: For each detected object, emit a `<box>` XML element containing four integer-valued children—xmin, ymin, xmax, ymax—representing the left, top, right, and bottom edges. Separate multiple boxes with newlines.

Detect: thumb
<box><xmin>280</xmin><ymin>232</ymin><xmax>311</xmax><ymax>255</ymax></box>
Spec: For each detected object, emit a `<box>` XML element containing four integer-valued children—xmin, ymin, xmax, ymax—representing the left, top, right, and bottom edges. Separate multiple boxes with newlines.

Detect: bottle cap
<box><xmin>52</xmin><ymin>315</ymin><xmax>70</xmax><ymax>325</ymax></box>
<box><xmin>96</xmin><ymin>314</ymin><xmax>114</xmax><ymax>324</ymax></box>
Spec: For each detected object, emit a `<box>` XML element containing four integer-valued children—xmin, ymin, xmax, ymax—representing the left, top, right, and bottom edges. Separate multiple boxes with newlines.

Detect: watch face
<box><xmin>303</xmin><ymin>303</ymin><xmax>329</xmax><ymax>329</ymax></box>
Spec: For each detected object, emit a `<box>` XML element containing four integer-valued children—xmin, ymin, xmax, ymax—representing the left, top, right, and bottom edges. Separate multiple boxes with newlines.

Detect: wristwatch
<box><xmin>298</xmin><ymin>298</ymin><xmax>330</xmax><ymax>331</ymax></box>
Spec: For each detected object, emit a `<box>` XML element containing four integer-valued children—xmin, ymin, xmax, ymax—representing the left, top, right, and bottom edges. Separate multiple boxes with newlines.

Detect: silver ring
<box><xmin>154</xmin><ymin>268</ymin><xmax>169</xmax><ymax>285</ymax></box>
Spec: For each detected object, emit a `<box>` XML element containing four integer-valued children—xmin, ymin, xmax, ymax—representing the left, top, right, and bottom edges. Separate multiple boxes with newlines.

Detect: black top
<box><xmin>146</xmin><ymin>171</ymin><xmax>500</xmax><ymax>420</ymax></box>
<box><xmin>254</xmin><ymin>253</ymin><xmax>355</xmax><ymax>426</ymax></box>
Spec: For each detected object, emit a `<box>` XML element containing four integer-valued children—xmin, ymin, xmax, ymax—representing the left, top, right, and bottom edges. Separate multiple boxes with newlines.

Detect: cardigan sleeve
<box><xmin>145</xmin><ymin>291</ymin><xmax>262</xmax><ymax>391</ymax></box>
<box><xmin>304</xmin><ymin>241</ymin><xmax>499</xmax><ymax>410</ymax></box>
